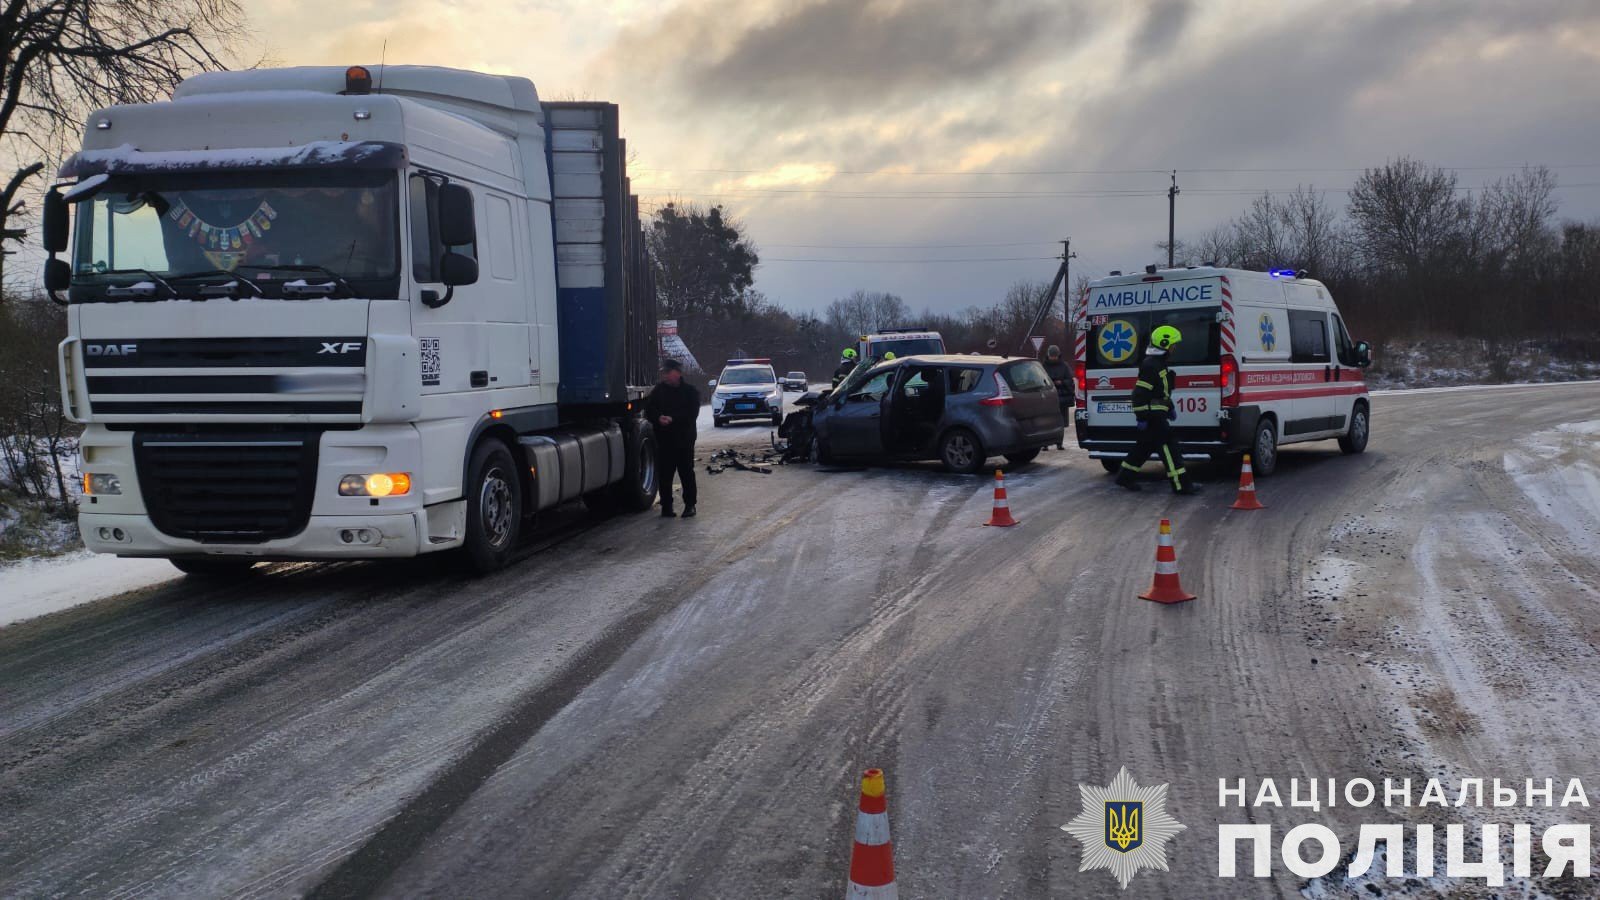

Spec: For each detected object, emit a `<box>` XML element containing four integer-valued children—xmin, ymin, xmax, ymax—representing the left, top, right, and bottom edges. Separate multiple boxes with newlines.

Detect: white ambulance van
<box><xmin>1072</xmin><ymin>267</ymin><xmax>1373</xmax><ymax>475</ymax></box>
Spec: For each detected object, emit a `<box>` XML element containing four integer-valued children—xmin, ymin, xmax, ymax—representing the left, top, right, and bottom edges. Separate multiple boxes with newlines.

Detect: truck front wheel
<box><xmin>462</xmin><ymin>439</ymin><xmax>522</xmax><ymax>574</ymax></box>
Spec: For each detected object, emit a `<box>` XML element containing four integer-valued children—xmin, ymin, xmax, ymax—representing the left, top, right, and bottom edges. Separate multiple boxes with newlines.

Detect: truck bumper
<box><xmin>80</xmin><ymin>510</ymin><xmax>426</xmax><ymax>560</ymax></box>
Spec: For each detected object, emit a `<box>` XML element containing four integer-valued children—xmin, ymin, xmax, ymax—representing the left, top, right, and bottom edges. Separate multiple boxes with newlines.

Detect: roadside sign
<box><xmin>1030</xmin><ymin>335</ymin><xmax>1044</xmax><ymax>352</ymax></box>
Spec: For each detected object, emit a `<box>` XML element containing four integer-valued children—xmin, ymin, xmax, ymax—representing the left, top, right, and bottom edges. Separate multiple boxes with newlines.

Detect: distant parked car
<box><xmin>809</xmin><ymin>355</ymin><xmax>1064</xmax><ymax>473</ymax></box>
<box><xmin>782</xmin><ymin>371</ymin><xmax>808</xmax><ymax>391</ymax></box>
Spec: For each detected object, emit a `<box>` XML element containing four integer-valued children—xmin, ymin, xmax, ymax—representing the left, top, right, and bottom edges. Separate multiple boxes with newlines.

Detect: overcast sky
<box><xmin>257</xmin><ymin>0</ymin><xmax>1600</xmax><ymax>315</ymax></box>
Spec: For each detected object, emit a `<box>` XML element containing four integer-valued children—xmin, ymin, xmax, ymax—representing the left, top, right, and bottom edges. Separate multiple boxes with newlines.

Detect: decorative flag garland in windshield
<box><xmin>168</xmin><ymin>197</ymin><xmax>276</xmax><ymax>270</ymax></box>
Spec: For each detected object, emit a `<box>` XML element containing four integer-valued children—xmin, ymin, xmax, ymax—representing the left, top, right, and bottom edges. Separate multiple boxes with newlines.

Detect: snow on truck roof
<box><xmin>175</xmin><ymin>65</ymin><xmax>543</xmax><ymax>115</ymax></box>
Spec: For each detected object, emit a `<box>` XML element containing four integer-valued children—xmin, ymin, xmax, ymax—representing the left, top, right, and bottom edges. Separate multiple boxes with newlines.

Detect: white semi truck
<box><xmin>42</xmin><ymin>65</ymin><xmax>661</xmax><ymax>574</ymax></box>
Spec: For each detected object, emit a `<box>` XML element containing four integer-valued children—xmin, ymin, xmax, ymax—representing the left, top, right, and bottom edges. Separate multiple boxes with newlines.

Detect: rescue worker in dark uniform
<box><xmin>831</xmin><ymin>348</ymin><xmax>858</xmax><ymax>387</ymax></box>
<box><xmin>1115</xmin><ymin>325</ymin><xmax>1201</xmax><ymax>494</ymax></box>
<box><xmin>644</xmin><ymin>359</ymin><xmax>700</xmax><ymax>517</ymax></box>
<box><xmin>1041</xmin><ymin>344</ymin><xmax>1071</xmax><ymax>450</ymax></box>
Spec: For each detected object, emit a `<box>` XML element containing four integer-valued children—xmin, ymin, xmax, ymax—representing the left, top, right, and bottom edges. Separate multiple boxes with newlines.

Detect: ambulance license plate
<box><xmin>1097</xmin><ymin>401</ymin><xmax>1132</xmax><ymax>414</ymax></box>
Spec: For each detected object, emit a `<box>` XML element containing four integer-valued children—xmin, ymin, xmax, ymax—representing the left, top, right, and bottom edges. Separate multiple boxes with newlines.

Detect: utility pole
<box><xmin>1018</xmin><ymin>237</ymin><xmax>1074</xmax><ymax>355</ymax></box>
<box><xmin>1060</xmin><ymin>238</ymin><xmax>1076</xmax><ymax>345</ymax></box>
<box><xmin>1167</xmin><ymin>170</ymin><xmax>1179</xmax><ymax>269</ymax></box>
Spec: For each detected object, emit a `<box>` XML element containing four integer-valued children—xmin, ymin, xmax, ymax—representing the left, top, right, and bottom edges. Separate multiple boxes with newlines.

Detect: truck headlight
<box><xmin>82</xmin><ymin>473</ymin><xmax>122</xmax><ymax>495</ymax></box>
<box><xmin>339</xmin><ymin>472</ymin><xmax>412</xmax><ymax>497</ymax></box>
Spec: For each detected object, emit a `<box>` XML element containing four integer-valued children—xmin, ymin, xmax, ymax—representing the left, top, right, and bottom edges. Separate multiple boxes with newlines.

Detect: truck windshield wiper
<box><xmin>101</xmin><ymin>268</ymin><xmax>177</xmax><ymax>300</ymax></box>
<box><xmin>165</xmin><ymin>269</ymin><xmax>264</xmax><ymax>299</ymax></box>
<box><xmin>253</xmin><ymin>264</ymin><xmax>355</xmax><ymax>298</ymax></box>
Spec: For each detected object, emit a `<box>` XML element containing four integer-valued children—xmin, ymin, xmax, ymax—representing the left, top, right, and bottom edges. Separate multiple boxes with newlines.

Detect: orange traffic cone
<box><xmin>847</xmin><ymin>768</ymin><xmax>898</xmax><ymax>899</ymax></box>
<box><xmin>1229</xmin><ymin>454</ymin><xmax>1265</xmax><ymax>510</ymax></box>
<box><xmin>1139</xmin><ymin>518</ymin><xmax>1196</xmax><ymax>604</ymax></box>
<box><xmin>983</xmin><ymin>469</ymin><xmax>1019</xmax><ymax>527</ymax></box>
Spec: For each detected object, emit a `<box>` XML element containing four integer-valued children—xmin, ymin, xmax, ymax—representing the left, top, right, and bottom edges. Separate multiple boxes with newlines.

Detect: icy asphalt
<box><xmin>1</xmin><ymin>382</ymin><xmax>1597</xmax><ymax>898</ymax></box>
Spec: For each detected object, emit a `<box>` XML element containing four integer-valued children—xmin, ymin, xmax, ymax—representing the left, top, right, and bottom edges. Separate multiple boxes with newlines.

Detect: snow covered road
<box><xmin>2</xmin><ymin>382</ymin><xmax>1598</xmax><ymax>897</ymax></box>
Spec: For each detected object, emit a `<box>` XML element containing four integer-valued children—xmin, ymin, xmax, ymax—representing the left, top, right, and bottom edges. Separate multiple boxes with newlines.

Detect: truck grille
<box><xmin>83</xmin><ymin>337</ymin><xmax>366</xmax><ymax>420</ymax></box>
<box><xmin>133</xmin><ymin>430</ymin><xmax>320</xmax><ymax>543</ymax></box>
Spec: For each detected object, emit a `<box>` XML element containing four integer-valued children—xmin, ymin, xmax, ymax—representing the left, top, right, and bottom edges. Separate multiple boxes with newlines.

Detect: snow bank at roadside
<box><xmin>0</xmin><ymin>551</ymin><xmax>178</xmax><ymax>627</ymax></box>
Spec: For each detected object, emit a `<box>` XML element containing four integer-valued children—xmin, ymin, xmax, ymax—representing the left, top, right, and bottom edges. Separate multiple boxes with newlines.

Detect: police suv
<box><xmin>710</xmin><ymin>358</ymin><xmax>785</xmax><ymax>427</ymax></box>
<box><xmin>1073</xmin><ymin>267</ymin><xmax>1373</xmax><ymax>475</ymax></box>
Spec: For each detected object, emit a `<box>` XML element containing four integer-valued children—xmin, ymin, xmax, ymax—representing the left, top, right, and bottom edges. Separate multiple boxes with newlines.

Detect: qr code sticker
<box><xmin>420</xmin><ymin>337</ymin><xmax>441</xmax><ymax>386</ymax></box>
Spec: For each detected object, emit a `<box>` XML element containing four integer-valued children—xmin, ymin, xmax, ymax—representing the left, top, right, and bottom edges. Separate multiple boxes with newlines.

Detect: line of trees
<box><xmin>1174</xmin><ymin>159</ymin><xmax>1600</xmax><ymax>351</ymax></box>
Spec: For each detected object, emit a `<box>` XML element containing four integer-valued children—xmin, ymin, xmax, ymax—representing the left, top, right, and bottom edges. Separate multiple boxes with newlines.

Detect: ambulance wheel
<box><xmin>939</xmin><ymin>427</ymin><xmax>985</xmax><ymax>475</ymax></box>
<box><xmin>1251</xmin><ymin>418</ymin><xmax>1279</xmax><ymax>477</ymax></box>
<box><xmin>1100</xmin><ymin>458</ymin><xmax>1123</xmax><ymax>474</ymax></box>
<box><xmin>461</xmin><ymin>439</ymin><xmax>522</xmax><ymax>574</ymax></box>
<box><xmin>1339</xmin><ymin>402</ymin><xmax>1370</xmax><ymax>455</ymax></box>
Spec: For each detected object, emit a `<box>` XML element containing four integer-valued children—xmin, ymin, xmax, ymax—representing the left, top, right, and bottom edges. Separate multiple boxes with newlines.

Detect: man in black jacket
<box><xmin>1041</xmin><ymin>344</ymin><xmax>1071</xmax><ymax>450</ymax></box>
<box><xmin>1115</xmin><ymin>325</ymin><xmax>1200</xmax><ymax>495</ymax></box>
<box><xmin>644</xmin><ymin>359</ymin><xmax>701</xmax><ymax>517</ymax></box>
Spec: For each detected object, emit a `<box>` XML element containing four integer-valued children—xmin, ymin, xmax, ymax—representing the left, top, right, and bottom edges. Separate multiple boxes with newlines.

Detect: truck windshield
<box><xmin>69</xmin><ymin>168</ymin><xmax>399</xmax><ymax>301</ymax></box>
<box><xmin>1085</xmin><ymin>308</ymin><xmax>1221</xmax><ymax>369</ymax></box>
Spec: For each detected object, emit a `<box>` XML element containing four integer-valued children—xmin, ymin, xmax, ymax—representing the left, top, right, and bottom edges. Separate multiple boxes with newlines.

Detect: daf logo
<box><xmin>319</xmin><ymin>342</ymin><xmax>363</xmax><ymax>355</ymax></box>
<box><xmin>85</xmin><ymin>343</ymin><xmax>137</xmax><ymax>357</ymax></box>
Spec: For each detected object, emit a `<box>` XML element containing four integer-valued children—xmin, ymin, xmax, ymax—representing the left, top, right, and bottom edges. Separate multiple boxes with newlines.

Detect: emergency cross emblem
<box><xmin>1062</xmin><ymin>767</ymin><xmax>1185</xmax><ymax>889</ymax></box>
<box><xmin>1259</xmin><ymin>313</ymin><xmax>1276</xmax><ymax>352</ymax></box>
<box><xmin>1100</xmin><ymin>320</ymin><xmax>1138</xmax><ymax>364</ymax></box>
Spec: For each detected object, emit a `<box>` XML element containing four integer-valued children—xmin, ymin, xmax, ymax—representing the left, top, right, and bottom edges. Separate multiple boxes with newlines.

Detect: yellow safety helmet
<box><xmin>1150</xmin><ymin>325</ymin><xmax>1183</xmax><ymax>349</ymax></box>
<box><xmin>842</xmin><ymin>347</ymin><xmax>858</xmax><ymax>359</ymax></box>
<box><xmin>883</xmin><ymin>351</ymin><xmax>897</xmax><ymax>360</ymax></box>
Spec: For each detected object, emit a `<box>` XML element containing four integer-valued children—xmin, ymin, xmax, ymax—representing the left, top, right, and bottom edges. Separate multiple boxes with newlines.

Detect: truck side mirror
<box><xmin>440</xmin><ymin>251</ymin><xmax>477</xmax><ymax>287</ymax></box>
<box><xmin>437</xmin><ymin>183</ymin><xmax>476</xmax><ymax>248</ymax></box>
<box><xmin>42</xmin><ymin>190</ymin><xmax>68</xmax><ymax>253</ymax></box>
<box><xmin>43</xmin><ymin>257</ymin><xmax>70</xmax><ymax>303</ymax></box>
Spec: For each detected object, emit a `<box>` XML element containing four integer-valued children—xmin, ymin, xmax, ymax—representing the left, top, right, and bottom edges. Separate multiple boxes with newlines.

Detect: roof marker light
<box><xmin>344</xmin><ymin>66</ymin><xmax>373</xmax><ymax>95</ymax></box>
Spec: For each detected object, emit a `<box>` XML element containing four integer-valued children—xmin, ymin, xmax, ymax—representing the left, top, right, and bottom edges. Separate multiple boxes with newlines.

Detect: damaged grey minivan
<box><xmin>805</xmin><ymin>355</ymin><xmax>1064</xmax><ymax>473</ymax></box>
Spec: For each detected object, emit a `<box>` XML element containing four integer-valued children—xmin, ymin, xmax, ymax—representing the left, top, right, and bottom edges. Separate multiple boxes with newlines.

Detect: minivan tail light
<box><xmin>980</xmin><ymin>371</ymin><xmax>1014</xmax><ymax>407</ymax></box>
<box><xmin>1073</xmin><ymin>361</ymin><xmax>1087</xmax><ymax>408</ymax></box>
<box><xmin>1220</xmin><ymin>354</ymin><xmax>1239</xmax><ymax>407</ymax></box>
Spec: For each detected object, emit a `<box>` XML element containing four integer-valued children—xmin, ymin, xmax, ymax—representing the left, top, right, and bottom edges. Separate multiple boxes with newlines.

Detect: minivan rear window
<box><xmin>1086</xmin><ymin>308</ymin><xmax>1221</xmax><ymax>368</ymax></box>
<box><xmin>1001</xmin><ymin>361</ymin><xmax>1053</xmax><ymax>392</ymax></box>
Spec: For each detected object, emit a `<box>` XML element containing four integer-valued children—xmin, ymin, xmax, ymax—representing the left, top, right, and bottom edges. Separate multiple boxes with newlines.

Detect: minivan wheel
<box><xmin>1339</xmin><ymin>403</ymin><xmax>1370</xmax><ymax>455</ymax></box>
<box><xmin>461</xmin><ymin>439</ymin><xmax>522</xmax><ymax>574</ymax></box>
<box><xmin>940</xmin><ymin>428</ymin><xmax>985</xmax><ymax>475</ymax></box>
<box><xmin>1003</xmin><ymin>447</ymin><xmax>1041</xmax><ymax>466</ymax></box>
<box><xmin>1252</xmin><ymin>418</ymin><xmax>1279</xmax><ymax>477</ymax></box>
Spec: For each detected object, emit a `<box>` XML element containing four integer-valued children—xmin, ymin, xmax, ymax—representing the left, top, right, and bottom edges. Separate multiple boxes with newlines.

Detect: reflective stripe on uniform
<box><xmin>1121</xmin><ymin>462</ymin><xmax>1141</xmax><ymax>472</ymax></box>
<box><xmin>1135</xmin><ymin>380</ymin><xmax>1154</xmax><ymax>389</ymax></box>
<box><xmin>1161</xmin><ymin>446</ymin><xmax>1183</xmax><ymax>488</ymax></box>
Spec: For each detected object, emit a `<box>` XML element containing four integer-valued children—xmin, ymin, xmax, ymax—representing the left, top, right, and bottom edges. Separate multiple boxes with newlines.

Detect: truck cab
<box><xmin>45</xmin><ymin>65</ymin><xmax>658</xmax><ymax>574</ymax></box>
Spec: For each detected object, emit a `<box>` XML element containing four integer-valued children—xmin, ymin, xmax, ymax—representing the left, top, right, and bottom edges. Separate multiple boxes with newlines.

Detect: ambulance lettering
<box><xmin>1091</xmin><ymin>283</ymin><xmax>1214</xmax><ymax>309</ymax></box>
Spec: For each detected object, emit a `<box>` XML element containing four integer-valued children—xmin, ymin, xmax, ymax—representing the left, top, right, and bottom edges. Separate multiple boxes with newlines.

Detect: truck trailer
<box><xmin>42</xmin><ymin>64</ymin><xmax>660</xmax><ymax>574</ymax></box>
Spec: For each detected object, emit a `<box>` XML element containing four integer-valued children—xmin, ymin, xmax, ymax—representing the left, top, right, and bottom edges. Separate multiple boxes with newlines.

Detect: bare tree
<box><xmin>0</xmin><ymin>0</ymin><xmax>243</xmax><ymax>282</ymax></box>
<box><xmin>824</xmin><ymin>289</ymin><xmax>908</xmax><ymax>335</ymax></box>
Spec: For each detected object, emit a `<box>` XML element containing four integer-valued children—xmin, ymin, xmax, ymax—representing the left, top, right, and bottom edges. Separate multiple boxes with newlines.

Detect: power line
<box><xmin>638</xmin><ymin>182</ymin><xmax>1600</xmax><ymax>202</ymax></box>
<box><xmin>633</xmin><ymin>162</ymin><xmax>1600</xmax><ymax>177</ymax></box>
<box><xmin>763</xmin><ymin>240</ymin><xmax>1059</xmax><ymax>249</ymax></box>
<box><xmin>762</xmin><ymin>256</ymin><xmax>1061</xmax><ymax>264</ymax></box>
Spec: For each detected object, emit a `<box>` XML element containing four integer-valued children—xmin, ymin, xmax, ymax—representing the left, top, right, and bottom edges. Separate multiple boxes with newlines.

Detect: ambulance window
<box><xmin>1288</xmin><ymin>310</ymin><xmax>1330</xmax><ymax>363</ymax></box>
<box><xmin>1331</xmin><ymin>314</ymin><xmax>1358</xmax><ymax>366</ymax></box>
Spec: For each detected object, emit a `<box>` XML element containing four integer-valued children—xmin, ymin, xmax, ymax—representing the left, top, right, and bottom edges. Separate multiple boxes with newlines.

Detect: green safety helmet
<box><xmin>842</xmin><ymin>348</ymin><xmax>858</xmax><ymax>359</ymax></box>
<box><xmin>883</xmin><ymin>351</ymin><xmax>897</xmax><ymax>360</ymax></box>
<box><xmin>1151</xmin><ymin>325</ymin><xmax>1183</xmax><ymax>350</ymax></box>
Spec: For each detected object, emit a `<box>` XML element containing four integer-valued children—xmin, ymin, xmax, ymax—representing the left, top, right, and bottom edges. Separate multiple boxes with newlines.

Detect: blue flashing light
<box><xmin>1269</xmin><ymin>268</ymin><xmax>1297</xmax><ymax>279</ymax></box>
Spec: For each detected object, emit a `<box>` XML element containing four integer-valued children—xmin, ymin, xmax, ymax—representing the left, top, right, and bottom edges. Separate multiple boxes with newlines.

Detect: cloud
<box><xmin>604</xmin><ymin>0</ymin><xmax>1099</xmax><ymax>113</ymax></box>
<box><xmin>1131</xmin><ymin>0</ymin><xmax>1191</xmax><ymax>54</ymax></box>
